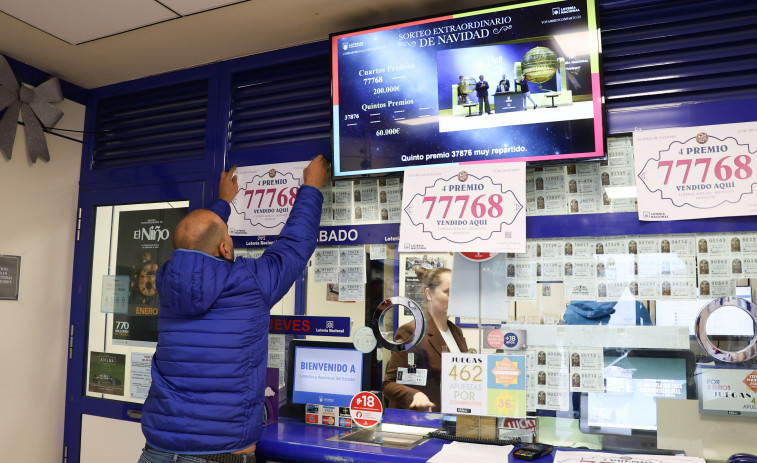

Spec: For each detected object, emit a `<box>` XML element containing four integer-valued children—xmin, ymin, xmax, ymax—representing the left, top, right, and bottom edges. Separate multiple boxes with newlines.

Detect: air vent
<box><xmin>228</xmin><ymin>55</ymin><xmax>331</xmax><ymax>155</ymax></box>
<box><xmin>92</xmin><ymin>79</ymin><xmax>209</xmax><ymax>169</ymax></box>
<box><xmin>600</xmin><ymin>0</ymin><xmax>757</xmax><ymax>114</ymax></box>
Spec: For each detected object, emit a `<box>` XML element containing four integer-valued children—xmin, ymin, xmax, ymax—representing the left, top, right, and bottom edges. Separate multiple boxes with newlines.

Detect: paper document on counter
<box><xmin>554</xmin><ymin>450</ymin><xmax>705</xmax><ymax>463</ymax></box>
<box><xmin>427</xmin><ymin>441</ymin><xmax>513</xmax><ymax>462</ymax></box>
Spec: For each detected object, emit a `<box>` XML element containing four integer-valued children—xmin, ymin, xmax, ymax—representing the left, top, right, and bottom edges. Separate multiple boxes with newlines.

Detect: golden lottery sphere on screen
<box><xmin>521</xmin><ymin>46</ymin><xmax>558</xmax><ymax>83</ymax></box>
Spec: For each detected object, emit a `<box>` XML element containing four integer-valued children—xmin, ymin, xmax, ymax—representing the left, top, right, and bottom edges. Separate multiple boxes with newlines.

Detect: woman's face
<box><xmin>426</xmin><ymin>271</ymin><xmax>451</xmax><ymax>320</ymax></box>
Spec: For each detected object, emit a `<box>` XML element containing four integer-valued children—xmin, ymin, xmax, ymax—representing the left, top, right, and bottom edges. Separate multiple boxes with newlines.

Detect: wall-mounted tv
<box><xmin>331</xmin><ymin>0</ymin><xmax>604</xmax><ymax>178</ymax></box>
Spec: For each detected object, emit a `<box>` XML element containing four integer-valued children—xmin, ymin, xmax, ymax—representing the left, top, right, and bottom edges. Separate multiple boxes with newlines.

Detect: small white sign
<box><xmin>396</xmin><ymin>367</ymin><xmax>427</xmax><ymax>386</ymax></box>
<box><xmin>699</xmin><ymin>367</ymin><xmax>757</xmax><ymax>417</ymax></box>
<box><xmin>400</xmin><ymin>163</ymin><xmax>526</xmax><ymax>253</ymax></box>
<box><xmin>228</xmin><ymin>161</ymin><xmax>308</xmax><ymax>236</ymax></box>
<box><xmin>634</xmin><ymin>121</ymin><xmax>757</xmax><ymax>221</ymax></box>
<box><xmin>353</xmin><ymin>326</ymin><xmax>377</xmax><ymax>353</ymax></box>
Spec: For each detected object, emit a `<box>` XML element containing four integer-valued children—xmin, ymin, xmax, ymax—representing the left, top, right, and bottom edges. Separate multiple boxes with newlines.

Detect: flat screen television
<box><xmin>283</xmin><ymin>340</ymin><xmax>372</xmax><ymax>418</ymax></box>
<box><xmin>579</xmin><ymin>349</ymin><xmax>695</xmax><ymax>453</ymax></box>
<box><xmin>330</xmin><ymin>0</ymin><xmax>605</xmax><ymax>178</ymax></box>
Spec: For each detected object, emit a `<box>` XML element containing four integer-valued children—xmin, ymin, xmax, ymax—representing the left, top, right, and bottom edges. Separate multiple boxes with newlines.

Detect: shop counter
<box><xmin>256</xmin><ymin>410</ymin><xmax>557</xmax><ymax>463</ymax></box>
<box><xmin>257</xmin><ymin>419</ymin><xmax>449</xmax><ymax>463</ymax></box>
<box><xmin>257</xmin><ymin>409</ymin><xmax>446</xmax><ymax>462</ymax></box>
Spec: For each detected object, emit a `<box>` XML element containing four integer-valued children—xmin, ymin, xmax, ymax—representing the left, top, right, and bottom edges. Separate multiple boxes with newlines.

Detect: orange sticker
<box><xmin>491</xmin><ymin>358</ymin><xmax>521</xmax><ymax>387</ymax></box>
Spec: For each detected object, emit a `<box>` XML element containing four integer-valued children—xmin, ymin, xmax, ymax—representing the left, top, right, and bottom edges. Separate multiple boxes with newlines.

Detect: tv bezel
<box><xmin>578</xmin><ymin>348</ymin><xmax>696</xmax><ymax>442</ymax></box>
<box><xmin>284</xmin><ymin>339</ymin><xmax>373</xmax><ymax>416</ymax></box>
<box><xmin>328</xmin><ymin>0</ymin><xmax>608</xmax><ymax>179</ymax></box>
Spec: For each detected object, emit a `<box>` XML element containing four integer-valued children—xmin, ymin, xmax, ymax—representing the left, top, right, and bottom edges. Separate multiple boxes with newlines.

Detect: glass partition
<box><xmin>287</xmin><ymin>136</ymin><xmax>757</xmax><ymax>458</ymax></box>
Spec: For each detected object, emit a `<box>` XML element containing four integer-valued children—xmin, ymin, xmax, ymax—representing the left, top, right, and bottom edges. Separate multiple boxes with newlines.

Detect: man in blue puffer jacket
<box><xmin>139</xmin><ymin>155</ymin><xmax>329</xmax><ymax>463</ymax></box>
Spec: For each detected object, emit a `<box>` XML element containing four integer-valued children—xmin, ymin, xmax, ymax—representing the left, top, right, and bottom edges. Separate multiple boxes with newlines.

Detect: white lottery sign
<box><xmin>634</xmin><ymin>122</ymin><xmax>757</xmax><ymax>221</ymax></box>
<box><xmin>227</xmin><ymin>161</ymin><xmax>308</xmax><ymax>236</ymax></box>
<box><xmin>399</xmin><ymin>163</ymin><xmax>526</xmax><ymax>253</ymax></box>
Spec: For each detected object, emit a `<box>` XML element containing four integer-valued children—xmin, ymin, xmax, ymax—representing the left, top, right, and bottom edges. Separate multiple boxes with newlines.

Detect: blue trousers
<box><xmin>138</xmin><ymin>447</ymin><xmax>255</xmax><ymax>463</ymax></box>
<box><xmin>478</xmin><ymin>97</ymin><xmax>490</xmax><ymax>114</ymax></box>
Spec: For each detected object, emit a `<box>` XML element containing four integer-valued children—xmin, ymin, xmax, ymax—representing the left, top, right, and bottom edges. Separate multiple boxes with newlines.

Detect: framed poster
<box><xmin>111</xmin><ymin>207</ymin><xmax>188</xmax><ymax>346</ymax></box>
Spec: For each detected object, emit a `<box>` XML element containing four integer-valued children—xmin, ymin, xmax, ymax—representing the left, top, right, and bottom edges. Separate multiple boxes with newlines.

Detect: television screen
<box><xmin>587</xmin><ymin>356</ymin><xmax>688</xmax><ymax>431</ymax></box>
<box><xmin>580</xmin><ymin>349</ymin><xmax>694</xmax><ymax>441</ymax></box>
<box><xmin>288</xmin><ymin>341</ymin><xmax>367</xmax><ymax>408</ymax></box>
<box><xmin>331</xmin><ymin>0</ymin><xmax>604</xmax><ymax>178</ymax></box>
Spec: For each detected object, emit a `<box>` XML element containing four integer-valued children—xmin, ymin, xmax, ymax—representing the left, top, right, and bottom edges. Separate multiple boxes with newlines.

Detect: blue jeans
<box><xmin>523</xmin><ymin>92</ymin><xmax>537</xmax><ymax>108</ymax></box>
<box><xmin>138</xmin><ymin>447</ymin><xmax>255</xmax><ymax>463</ymax></box>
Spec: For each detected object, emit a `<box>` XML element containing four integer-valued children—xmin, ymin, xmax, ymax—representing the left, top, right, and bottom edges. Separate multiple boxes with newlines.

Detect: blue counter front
<box><xmin>257</xmin><ymin>409</ymin><xmax>561</xmax><ymax>463</ymax></box>
<box><xmin>258</xmin><ymin>409</ymin><xmax>449</xmax><ymax>462</ymax></box>
<box><xmin>257</xmin><ymin>419</ymin><xmax>448</xmax><ymax>463</ymax></box>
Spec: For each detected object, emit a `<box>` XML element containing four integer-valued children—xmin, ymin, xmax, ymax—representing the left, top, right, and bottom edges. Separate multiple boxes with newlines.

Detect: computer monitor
<box><xmin>579</xmin><ymin>349</ymin><xmax>695</xmax><ymax>453</ymax></box>
<box><xmin>284</xmin><ymin>339</ymin><xmax>371</xmax><ymax>418</ymax></box>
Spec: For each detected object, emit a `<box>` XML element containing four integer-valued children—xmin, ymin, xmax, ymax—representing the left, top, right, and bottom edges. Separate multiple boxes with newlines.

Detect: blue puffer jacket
<box><xmin>563</xmin><ymin>300</ymin><xmax>652</xmax><ymax>325</ymax></box>
<box><xmin>141</xmin><ymin>185</ymin><xmax>322</xmax><ymax>454</ymax></box>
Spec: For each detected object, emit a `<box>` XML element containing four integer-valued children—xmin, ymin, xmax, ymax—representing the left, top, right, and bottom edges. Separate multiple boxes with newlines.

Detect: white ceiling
<box><xmin>0</xmin><ymin>0</ymin><xmax>500</xmax><ymax>89</ymax></box>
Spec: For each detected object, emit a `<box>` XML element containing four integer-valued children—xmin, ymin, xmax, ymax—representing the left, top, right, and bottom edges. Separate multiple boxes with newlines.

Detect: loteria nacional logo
<box><xmin>743</xmin><ymin>370</ymin><xmax>757</xmax><ymax>393</ymax></box>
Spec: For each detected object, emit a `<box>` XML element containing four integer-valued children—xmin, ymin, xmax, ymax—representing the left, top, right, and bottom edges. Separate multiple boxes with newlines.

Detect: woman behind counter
<box><xmin>382</xmin><ymin>267</ymin><xmax>468</xmax><ymax>412</ymax></box>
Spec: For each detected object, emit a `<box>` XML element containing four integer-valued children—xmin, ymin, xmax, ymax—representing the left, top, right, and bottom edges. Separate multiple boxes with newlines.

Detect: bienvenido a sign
<box><xmin>634</xmin><ymin>121</ymin><xmax>757</xmax><ymax>221</ymax></box>
<box><xmin>399</xmin><ymin>163</ymin><xmax>526</xmax><ymax>253</ymax></box>
<box><xmin>228</xmin><ymin>161</ymin><xmax>307</xmax><ymax>236</ymax></box>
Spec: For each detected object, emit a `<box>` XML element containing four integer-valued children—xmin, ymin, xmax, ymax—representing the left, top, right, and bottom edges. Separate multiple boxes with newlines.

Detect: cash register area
<box><xmin>243</xmin><ymin>241</ymin><xmax>757</xmax><ymax>463</ymax></box>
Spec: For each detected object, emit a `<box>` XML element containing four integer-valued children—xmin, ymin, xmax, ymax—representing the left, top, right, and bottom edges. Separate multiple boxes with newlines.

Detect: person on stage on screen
<box><xmin>383</xmin><ymin>267</ymin><xmax>469</xmax><ymax>412</ymax></box>
<box><xmin>498</xmin><ymin>73</ymin><xmax>510</xmax><ymax>93</ymax></box>
<box><xmin>139</xmin><ymin>156</ymin><xmax>330</xmax><ymax>463</ymax></box>
<box><xmin>518</xmin><ymin>73</ymin><xmax>538</xmax><ymax>110</ymax></box>
<box><xmin>457</xmin><ymin>75</ymin><xmax>471</xmax><ymax>104</ymax></box>
<box><xmin>475</xmin><ymin>75</ymin><xmax>491</xmax><ymax>115</ymax></box>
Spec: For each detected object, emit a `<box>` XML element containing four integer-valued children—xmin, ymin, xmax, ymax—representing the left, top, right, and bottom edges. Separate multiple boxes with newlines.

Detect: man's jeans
<box><xmin>138</xmin><ymin>447</ymin><xmax>255</xmax><ymax>463</ymax></box>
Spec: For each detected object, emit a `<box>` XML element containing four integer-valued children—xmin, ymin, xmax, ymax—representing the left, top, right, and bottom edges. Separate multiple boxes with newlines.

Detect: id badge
<box><xmin>396</xmin><ymin>367</ymin><xmax>428</xmax><ymax>386</ymax></box>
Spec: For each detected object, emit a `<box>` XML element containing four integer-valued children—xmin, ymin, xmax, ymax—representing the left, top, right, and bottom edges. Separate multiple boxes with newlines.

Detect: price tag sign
<box><xmin>634</xmin><ymin>122</ymin><xmax>757</xmax><ymax>221</ymax></box>
<box><xmin>349</xmin><ymin>391</ymin><xmax>383</xmax><ymax>428</ymax></box>
<box><xmin>227</xmin><ymin>161</ymin><xmax>308</xmax><ymax>236</ymax></box>
<box><xmin>441</xmin><ymin>353</ymin><xmax>526</xmax><ymax>417</ymax></box>
<box><xmin>400</xmin><ymin>163</ymin><xmax>526</xmax><ymax>253</ymax></box>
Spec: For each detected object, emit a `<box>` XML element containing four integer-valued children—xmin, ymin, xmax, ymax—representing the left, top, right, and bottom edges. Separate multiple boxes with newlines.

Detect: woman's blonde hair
<box><xmin>415</xmin><ymin>267</ymin><xmax>451</xmax><ymax>296</ymax></box>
